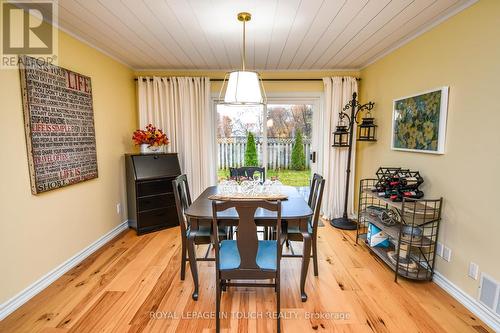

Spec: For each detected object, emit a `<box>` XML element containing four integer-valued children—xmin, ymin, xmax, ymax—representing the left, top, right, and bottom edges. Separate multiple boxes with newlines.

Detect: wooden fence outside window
<box><xmin>217</xmin><ymin>137</ymin><xmax>311</xmax><ymax>170</ymax></box>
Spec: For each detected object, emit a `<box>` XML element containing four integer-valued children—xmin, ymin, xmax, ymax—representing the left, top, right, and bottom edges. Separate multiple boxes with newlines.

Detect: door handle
<box><xmin>310</xmin><ymin>151</ymin><xmax>316</xmax><ymax>163</ymax></box>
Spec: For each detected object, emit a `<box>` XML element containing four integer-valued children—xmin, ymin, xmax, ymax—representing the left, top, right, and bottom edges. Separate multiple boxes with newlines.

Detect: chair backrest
<box><xmin>308</xmin><ymin>173</ymin><xmax>323</xmax><ymax>207</ymax></box>
<box><xmin>308</xmin><ymin>174</ymin><xmax>325</xmax><ymax>233</ymax></box>
<box><xmin>211</xmin><ymin>200</ymin><xmax>281</xmax><ymax>271</ymax></box>
<box><xmin>229</xmin><ymin>167</ymin><xmax>239</xmax><ymax>179</ymax></box>
<box><xmin>172</xmin><ymin>174</ymin><xmax>192</xmax><ymax>236</ymax></box>
<box><xmin>236</xmin><ymin>167</ymin><xmax>265</xmax><ymax>182</ymax></box>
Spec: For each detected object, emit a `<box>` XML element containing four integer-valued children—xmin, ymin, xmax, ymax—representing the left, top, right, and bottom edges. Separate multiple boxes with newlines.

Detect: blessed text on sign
<box><xmin>20</xmin><ymin>55</ymin><xmax>98</xmax><ymax>194</ymax></box>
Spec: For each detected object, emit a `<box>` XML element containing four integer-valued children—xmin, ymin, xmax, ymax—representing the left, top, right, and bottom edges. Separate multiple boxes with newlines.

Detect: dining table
<box><xmin>184</xmin><ymin>185</ymin><xmax>314</xmax><ymax>302</ymax></box>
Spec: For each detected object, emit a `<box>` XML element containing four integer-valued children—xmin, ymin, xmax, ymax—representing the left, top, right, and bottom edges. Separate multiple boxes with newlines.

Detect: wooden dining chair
<box><xmin>229</xmin><ymin>167</ymin><xmax>239</xmax><ymax>180</ymax></box>
<box><xmin>235</xmin><ymin>166</ymin><xmax>265</xmax><ymax>182</ymax></box>
<box><xmin>283</xmin><ymin>173</ymin><xmax>325</xmax><ymax>276</ymax></box>
<box><xmin>211</xmin><ymin>200</ymin><xmax>283</xmax><ymax>333</ymax></box>
<box><xmin>172</xmin><ymin>174</ymin><xmax>228</xmax><ymax>300</ymax></box>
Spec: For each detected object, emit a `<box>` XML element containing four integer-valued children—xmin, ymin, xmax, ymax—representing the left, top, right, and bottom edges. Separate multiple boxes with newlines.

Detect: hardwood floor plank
<box><xmin>67</xmin><ymin>291</ymin><xmax>125</xmax><ymax>333</ymax></box>
<box><xmin>56</xmin><ymin>233</ymin><xmax>156</xmax><ymax>329</ymax></box>
<box><xmin>39</xmin><ymin>328</ymin><xmax>69</xmax><ymax>333</ymax></box>
<box><xmin>128</xmin><ymin>243</ymin><xmax>181</xmax><ymax>332</ymax></box>
<box><xmin>103</xmin><ymin>265</ymin><xmax>163</xmax><ymax>333</ymax></box>
<box><xmin>0</xmin><ymin>224</ymin><xmax>494</xmax><ymax>333</ymax></box>
<box><xmin>107</xmin><ymin>230</ymin><xmax>178</xmax><ymax>292</ymax></box>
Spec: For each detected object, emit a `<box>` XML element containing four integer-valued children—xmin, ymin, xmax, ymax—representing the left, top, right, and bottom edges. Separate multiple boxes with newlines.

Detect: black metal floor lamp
<box><xmin>331</xmin><ymin>92</ymin><xmax>376</xmax><ymax>230</ymax></box>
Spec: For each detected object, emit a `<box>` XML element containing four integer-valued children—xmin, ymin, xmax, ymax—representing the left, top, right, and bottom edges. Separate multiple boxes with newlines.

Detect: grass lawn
<box><xmin>217</xmin><ymin>169</ymin><xmax>310</xmax><ymax>187</ymax></box>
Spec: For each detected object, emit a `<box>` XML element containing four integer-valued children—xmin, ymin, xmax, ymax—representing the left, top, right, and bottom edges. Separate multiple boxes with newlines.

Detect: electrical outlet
<box><xmin>436</xmin><ymin>242</ymin><xmax>444</xmax><ymax>258</ymax></box>
<box><xmin>116</xmin><ymin>203</ymin><xmax>121</xmax><ymax>215</ymax></box>
<box><xmin>442</xmin><ymin>246</ymin><xmax>452</xmax><ymax>262</ymax></box>
<box><xmin>468</xmin><ymin>262</ymin><xmax>479</xmax><ymax>280</ymax></box>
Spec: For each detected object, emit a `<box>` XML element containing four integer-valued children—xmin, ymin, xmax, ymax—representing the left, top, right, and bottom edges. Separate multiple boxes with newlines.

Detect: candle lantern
<box><xmin>358</xmin><ymin>117</ymin><xmax>377</xmax><ymax>141</ymax></box>
<box><xmin>333</xmin><ymin>122</ymin><xmax>350</xmax><ymax>147</ymax></box>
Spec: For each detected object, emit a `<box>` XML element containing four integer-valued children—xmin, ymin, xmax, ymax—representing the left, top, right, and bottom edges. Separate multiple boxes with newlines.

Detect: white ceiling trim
<box><xmin>132</xmin><ymin>68</ymin><xmax>361</xmax><ymax>73</ymax></box>
<box><xmin>360</xmin><ymin>0</ymin><xmax>479</xmax><ymax>69</ymax></box>
<box><xmin>53</xmin><ymin>20</ymin><xmax>134</xmax><ymax>70</ymax></box>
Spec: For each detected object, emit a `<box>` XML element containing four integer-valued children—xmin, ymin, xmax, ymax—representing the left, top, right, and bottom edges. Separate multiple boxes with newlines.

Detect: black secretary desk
<box><xmin>125</xmin><ymin>153</ymin><xmax>181</xmax><ymax>235</ymax></box>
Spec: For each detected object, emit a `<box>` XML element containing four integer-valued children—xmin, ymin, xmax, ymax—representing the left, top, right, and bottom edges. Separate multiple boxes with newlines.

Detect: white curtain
<box><xmin>320</xmin><ymin>77</ymin><xmax>358</xmax><ymax>220</ymax></box>
<box><xmin>137</xmin><ymin>76</ymin><xmax>216</xmax><ymax>198</ymax></box>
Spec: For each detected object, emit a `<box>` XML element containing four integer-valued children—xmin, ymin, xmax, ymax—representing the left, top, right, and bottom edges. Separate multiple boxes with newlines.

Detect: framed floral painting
<box><xmin>391</xmin><ymin>87</ymin><xmax>449</xmax><ymax>154</ymax></box>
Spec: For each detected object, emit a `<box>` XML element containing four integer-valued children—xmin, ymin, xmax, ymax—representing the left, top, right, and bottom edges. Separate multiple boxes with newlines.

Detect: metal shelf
<box><xmin>360</xmin><ymin>212</ymin><xmax>435</xmax><ymax>248</ymax></box>
<box><xmin>359</xmin><ymin>234</ymin><xmax>432</xmax><ymax>280</ymax></box>
<box><xmin>356</xmin><ymin>178</ymin><xmax>442</xmax><ymax>282</ymax></box>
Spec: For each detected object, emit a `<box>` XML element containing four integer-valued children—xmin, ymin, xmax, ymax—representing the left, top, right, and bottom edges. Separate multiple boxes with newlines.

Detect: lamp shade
<box><xmin>224</xmin><ymin>71</ymin><xmax>264</xmax><ymax>105</ymax></box>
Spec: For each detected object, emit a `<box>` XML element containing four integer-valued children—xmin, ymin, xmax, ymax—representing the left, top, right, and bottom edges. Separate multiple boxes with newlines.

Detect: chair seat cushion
<box><xmin>188</xmin><ymin>224</ymin><xmax>226</xmax><ymax>237</ymax></box>
<box><xmin>219</xmin><ymin>240</ymin><xmax>277</xmax><ymax>271</ymax></box>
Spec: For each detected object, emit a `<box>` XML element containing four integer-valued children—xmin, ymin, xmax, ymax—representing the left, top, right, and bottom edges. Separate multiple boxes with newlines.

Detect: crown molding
<box><xmin>360</xmin><ymin>0</ymin><xmax>479</xmax><ymax>70</ymax></box>
<box><xmin>132</xmin><ymin>68</ymin><xmax>361</xmax><ymax>72</ymax></box>
<box><xmin>54</xmin><ymin>22</ymin><xmax>134</xmax><ymax>70</ymax></box>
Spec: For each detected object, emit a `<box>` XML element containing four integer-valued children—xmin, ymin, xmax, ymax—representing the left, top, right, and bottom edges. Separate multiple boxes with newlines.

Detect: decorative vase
<box><xmin>140</xmin><ymin>144</ymin><xmax>161</xmax><ymax>154</ymax></box>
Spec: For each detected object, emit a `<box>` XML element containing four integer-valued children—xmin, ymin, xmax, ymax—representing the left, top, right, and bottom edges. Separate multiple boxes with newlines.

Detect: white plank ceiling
<box><xmin>50</xmin><ymin>0</ymin><xmax>475</xmax><ymax>70</ymax></box>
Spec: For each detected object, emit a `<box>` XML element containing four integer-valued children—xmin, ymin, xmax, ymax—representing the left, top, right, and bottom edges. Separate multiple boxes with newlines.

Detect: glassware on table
<box><xmin>262</xmin><ymin>179</ymin><xmax>273</xmax><ymax>195</ymax></box>
<box><xmin>220</xmin><ymin>180</ymin><xmax>238</xmax><ymax>196</ymax></box>
<box><xmin>253</xmin><ymin>180</ymin><xmax>263</xmax><ymax>195</ymax></box>
<box><xmin>219</xmin><ymin>180</ymin><xmax>227</xmax><ymax>195</ymax></box>
<box><xmin>270</xmin><ymin>180</ymin><xmax>283</xmax><ymax>195</ymax></box>
<box><xmin>240</xmin><ymin>180</ymin><xmax>256</xmax><ymax>195</ymax></box>
<box><xmin>253</xmin><ymin>173</ymin><xmax>260</xmax><ymax>183</ymax></box>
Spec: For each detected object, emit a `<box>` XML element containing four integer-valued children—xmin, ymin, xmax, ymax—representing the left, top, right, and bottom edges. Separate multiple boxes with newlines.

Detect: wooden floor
<box><xmin>0</xmin><ymin>223</ymin><xmax>493</xmax><ymax>333</ymax></box>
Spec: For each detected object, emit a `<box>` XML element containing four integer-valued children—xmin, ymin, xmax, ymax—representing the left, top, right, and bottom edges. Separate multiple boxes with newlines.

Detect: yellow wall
<box><xmin>358</xmin><ymin>0</ymin><xmax>500</xmax><ymax>298</ymax></box>
<box><xmin>134</xmin><ymin>70</ymin><xmax>360</xmax><ymax>93</ymax></box>
<box><xmin>0</xmin><ymin>26</ymin><xmax>136</xmax><ymax>302</ymax></box>
<box><xmin>3</xmin><ymin>0</ymin><xmax>495</xmax><ymax>312</ymax></box>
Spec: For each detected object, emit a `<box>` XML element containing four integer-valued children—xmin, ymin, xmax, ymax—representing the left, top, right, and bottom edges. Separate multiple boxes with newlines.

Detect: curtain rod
<box><xmin>134</xmin><ymin>77</ymin><xmax>360</xmax><ymax>82</ymax></box>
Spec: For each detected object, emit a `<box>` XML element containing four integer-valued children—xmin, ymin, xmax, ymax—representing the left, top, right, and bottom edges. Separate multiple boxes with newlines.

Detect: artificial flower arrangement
<box><xmin>132</xmin><ymin>124</ymin><xmax>169</xmax><ymax>148</ymax></box>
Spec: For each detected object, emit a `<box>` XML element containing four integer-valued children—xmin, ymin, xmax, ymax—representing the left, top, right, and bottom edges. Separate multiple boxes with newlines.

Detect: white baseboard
<box><xmin>433</xmin><ymin>271</ymin><xmax>500</xmax><ymax>332</ymax></box>
<box><xmin>0</xmin><ymin>221</ymin><xmax>129</xmax><ymax>321</ymax></box>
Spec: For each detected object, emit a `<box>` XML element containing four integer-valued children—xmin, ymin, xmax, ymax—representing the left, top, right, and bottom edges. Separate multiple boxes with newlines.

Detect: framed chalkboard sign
<box><xmin>19</xmin><ymin>55</ymin><xmax>98</xmax><ymax>194</ymax></box>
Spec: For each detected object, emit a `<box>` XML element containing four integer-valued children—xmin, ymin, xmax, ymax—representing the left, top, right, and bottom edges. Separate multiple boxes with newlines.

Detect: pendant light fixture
<box><xmin>218</xmin><ymin>12</ymin><xmax>266</xmax><ymax>105</ymax></box>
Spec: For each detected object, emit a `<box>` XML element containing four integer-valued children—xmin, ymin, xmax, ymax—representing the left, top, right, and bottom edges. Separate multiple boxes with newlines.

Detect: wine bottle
<box><xmin>390</xmin><ymin>193</ymin><xmax>402</xmax><ymax>202</ymax></box>
<box><xmin>379</xmin><ymin>189</ymin><xmax>399</xmax><ymax>199</ymax></box>
<box><xmin>402</xmin><ymin>190</ymin><xmax>424</xmax><ymax>199</ymax></box>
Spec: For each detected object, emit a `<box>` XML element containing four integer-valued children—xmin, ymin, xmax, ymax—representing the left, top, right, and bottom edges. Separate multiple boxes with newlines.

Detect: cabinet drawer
<box><xmin>137</xmin><ymin>194</ymin><xmax>175</xmax><ymax>212</ymax></box>
<box><xmin>137</xmin><ymin>206</ymin><xmax>178</xmax><ymax>230</ymax></box>
<box><xmin>137</xmin><ymin>179</ymin><xmax>173</xmax><ymax>197</ymax></box>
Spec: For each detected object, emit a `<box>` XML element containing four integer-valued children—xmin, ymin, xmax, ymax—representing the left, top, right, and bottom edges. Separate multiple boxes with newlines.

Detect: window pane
<box><xmin>216</xmin><ymin>105</ymin><xmax>264</xmax><ymax>181</ymax></box>
<box><xmin>266</xmin><ymin>104</ymin><xmax>312</xmax><ymax>187</ymax></box>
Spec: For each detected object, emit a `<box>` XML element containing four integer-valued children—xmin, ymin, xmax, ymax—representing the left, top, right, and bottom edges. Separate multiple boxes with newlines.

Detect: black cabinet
<box><xmin>125</xmin><ymin>153</ymin><xmax>181</xmax><ymax>235</ymax></box>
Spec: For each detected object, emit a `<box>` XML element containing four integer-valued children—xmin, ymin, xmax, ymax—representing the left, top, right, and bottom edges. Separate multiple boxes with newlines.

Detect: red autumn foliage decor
<box><xmin>132</xmin><ymin>124</ymin><xmax>169</xmax><ymax>147</ymax></box>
